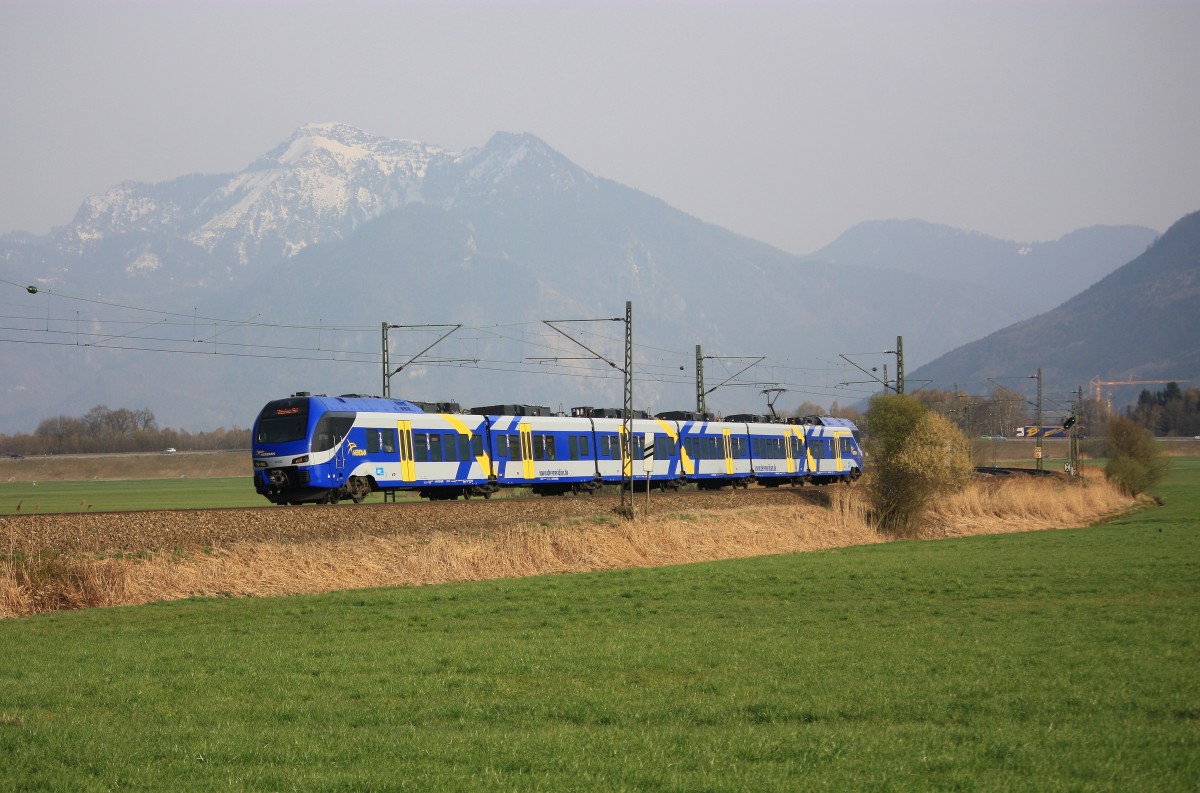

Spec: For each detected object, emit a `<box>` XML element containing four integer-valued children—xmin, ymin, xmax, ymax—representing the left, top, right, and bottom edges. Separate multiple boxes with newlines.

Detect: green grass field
<box><xmin>0</xmin><ymin>477</ymin><xmax>262</xmax><ymax>514</ymax></box>
<box><xmin>0</xmin><ymin>477</ymin><xmax>432</xmax><ymax>514</ymax></box>
<box><xmin>1</xmin><ymin>463</ymin><xmax>1197</xmax><ymax>790</ymax></box>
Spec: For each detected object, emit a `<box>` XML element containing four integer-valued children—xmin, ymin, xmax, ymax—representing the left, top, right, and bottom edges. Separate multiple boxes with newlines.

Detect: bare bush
<box><xmin>1104</xmin><ymin>416</ymin><xmax>1170</xmax><ymax>496</ymax></box>
<box><xmin>866</xmin><ymin>395</ymin><xmax>973</xmax><ymax>535</ymax></box>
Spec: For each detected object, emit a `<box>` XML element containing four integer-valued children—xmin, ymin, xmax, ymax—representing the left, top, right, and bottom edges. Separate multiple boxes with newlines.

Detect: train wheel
<box><xmin>347</xmin><ymin>477</ymin><xmax>370</xmax><ymax>504</ymax></box>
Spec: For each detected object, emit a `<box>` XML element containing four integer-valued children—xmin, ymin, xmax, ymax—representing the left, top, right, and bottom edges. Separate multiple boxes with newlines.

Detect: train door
<box><xmin>722</xmin><ymin>428</ymin><xmax>734</xmax><ymax>475</ymax></box>
<box><xmin>397</xmin><ymin>420</ymin><xmax>416</xmax><ymax>482</ymax></box>
<box><xmin>620</xmin><ymin>424</ymin><xmax>632</xmax><ymax>479</ymax></box>
<box><xmin>519</xmin><ymin>423</ymin><xmax>535</xmax><ymax>480</ymax></box>
<box><xmin>834</xmin><ymin>431</ymin><xmax>844</xmax><ymax>473</ymax></box>
<box><xmin>679</xmin><ymin>427</ymin><xmax>694</xmax><ymax>476</ymax></box>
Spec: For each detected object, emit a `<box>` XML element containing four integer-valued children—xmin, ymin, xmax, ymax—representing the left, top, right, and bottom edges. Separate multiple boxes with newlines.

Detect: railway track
<box><xmin>973</xmin><ymin>466</ymin><xmax>1066</xmax><ymax>478</ymax></box>
<box><xmin>1</xmin><ymin>485</ymin><xmax>842</xmax><ymax>556</ymax></box>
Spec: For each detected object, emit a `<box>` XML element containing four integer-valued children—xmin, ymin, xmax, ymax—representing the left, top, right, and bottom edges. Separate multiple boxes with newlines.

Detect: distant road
<box><xmin>9</xmin><ymin>449</ymin><xmax>249</xmax><ymax>461</ymax></box>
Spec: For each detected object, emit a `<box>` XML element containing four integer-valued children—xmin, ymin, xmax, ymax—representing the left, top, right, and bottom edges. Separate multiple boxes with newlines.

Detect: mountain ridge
<box><xmin>0</xmin><ymin>123</ymin><xmax>1173</xmax><ymax>432</ymax></box>
<box><xmin>910</xmin><ymin>210</ymin><xmax>1200</xmax><ymax>402</ymax></box>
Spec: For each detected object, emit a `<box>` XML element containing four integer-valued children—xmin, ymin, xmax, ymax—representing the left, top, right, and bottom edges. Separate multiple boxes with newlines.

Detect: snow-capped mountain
<box><xmin>57</xmin><ymin>123</ymin><xmax>447</xmax><ymax>266</ymax></box>
<box><xmin>47</xmin><ymin>123</ymin><xmax>601</xmax><ymax>279</ymax></box>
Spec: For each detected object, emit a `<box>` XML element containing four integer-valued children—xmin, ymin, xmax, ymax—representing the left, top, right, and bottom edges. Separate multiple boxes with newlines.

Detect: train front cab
<box><xmin>804</xmin><ymin>419</ymin><xmax>863</xmax><ymax>485</ymax></box>
<box><xmin>252</xmin><ymin>396</ymin><xmax>360</xmax><ymax>504</ymax></box>
<box><xmin>253</xmin><ymin>395</ymin><xmax>495</xmax><ymax>504</ymax></box>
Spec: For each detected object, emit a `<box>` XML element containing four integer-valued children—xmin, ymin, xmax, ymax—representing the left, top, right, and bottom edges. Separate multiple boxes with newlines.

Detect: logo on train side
<box><xmin>347</xmin><ymin>442</ymin><xmax>368</xmax><ymax>457</ymax></box>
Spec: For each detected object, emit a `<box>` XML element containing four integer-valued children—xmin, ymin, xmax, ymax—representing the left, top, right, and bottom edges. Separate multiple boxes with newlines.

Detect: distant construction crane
<box><xmin>1090</xmin><ymin>376</ymin><xmax>1190</xmax><ymax>414</ymax></box>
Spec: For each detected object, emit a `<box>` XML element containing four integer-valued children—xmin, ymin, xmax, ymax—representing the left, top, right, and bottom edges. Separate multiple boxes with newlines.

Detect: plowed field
<box><xmin>1</xmin><ymin>488</ymin><xmax>829</xmax><ymax>556</ymax></box>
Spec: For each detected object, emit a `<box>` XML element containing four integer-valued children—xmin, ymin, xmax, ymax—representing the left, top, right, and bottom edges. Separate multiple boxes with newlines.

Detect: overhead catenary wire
<box><xmin>2</xmin><ymin>277</ymin><xmax>865</xmax><ymax>408</ymax></box>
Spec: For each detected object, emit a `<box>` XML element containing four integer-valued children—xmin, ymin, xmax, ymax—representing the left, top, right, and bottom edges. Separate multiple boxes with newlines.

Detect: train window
<box><xmin>429</xmin><ymin>433</ymin><xmax>443</xmax><ymax>462</ymax></box>
<box><xmin>537</xmin><ymin>435</ymin><xmax>556</xmax><ymax>460</ymax></box>
<box><xmin>599</xmin><ymin>434</ymin><xmax>614</xmax><ymax>458</ymax></box>
<box><xmin>510</xmin><ymin>434</ymin><xmax>522</xmax><ymax>461</ymax></box>
<box><xmin>655</xmin><ymin>436</ymin><xmax>671</xmax><ymax>460</ymax></box>
<box><xmin>367</xmin><ymin>429</ymin><xmax>396</xmax><ymax>454</ymax></box>
<box><xmin>706</xmin><ymin>437</ymin><xmax>719</xmax><ymax>459</ymax></box>
<box><xmin>413</xmin><ymin>433</ymin><xmax>429</xmax><ymax>462</ymax></box>
<box><xmin>312</xmin><ymin>413</ymin><xmax>355</xmax><ymax>453</ymax></box>
<box><xmin>631</xmin><ymin>434</ymin><xmax>645</xmax><ymax>460</ymax></box>
<box><xmin>458</xmin><ymin>435</ymin><xmax>471</xmax><ymax>460</ymax></box>
<box><xmin>568</xmin><ymin>435</ymin><xmax>579</xmax><ymax>460</ymax></box>
<box><xmin>580</xmin><ymin>435</ymin><xmax>590</xmax><ymax>457</ymax></box>
<box><xmin>472</xmin><ymin>435</ymin><xmax>483</xmax><ymax>457</ymax></box>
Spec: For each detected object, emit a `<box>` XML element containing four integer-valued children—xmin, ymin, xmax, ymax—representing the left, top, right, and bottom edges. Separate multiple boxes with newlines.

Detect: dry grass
<box><xmin>917</xmin><ymin>469</ymin><xmax>1133</xmax><ymax>539</ymax></box>
<box><xmin>1</xmin><ymin>475</ymin><xmax>1136</xmax><ymax>618</ymax></box>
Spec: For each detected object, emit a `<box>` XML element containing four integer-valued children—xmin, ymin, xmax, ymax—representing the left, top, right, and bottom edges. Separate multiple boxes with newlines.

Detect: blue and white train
<box><xmin>251</xmin><ymin>393</ymin><xmax>864</xmax><ymax>504</ymax></box>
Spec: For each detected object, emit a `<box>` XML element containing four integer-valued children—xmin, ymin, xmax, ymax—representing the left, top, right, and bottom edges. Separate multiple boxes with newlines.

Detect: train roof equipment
<box><xmin>469</xmin><ymin>404</ymin><xmax>552</xmax><ymax>416</ymax></box>
<box><xmin>572</xmin><ymin>406</ymin><xmax>652</xmax><ymax>419</ymax></box>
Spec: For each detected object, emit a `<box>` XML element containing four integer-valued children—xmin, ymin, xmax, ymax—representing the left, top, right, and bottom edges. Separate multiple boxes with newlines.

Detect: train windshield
<box><xmin>255</xmin><ymin>398</ymin><xmax>310</xmax><ymax>445</ymax></box>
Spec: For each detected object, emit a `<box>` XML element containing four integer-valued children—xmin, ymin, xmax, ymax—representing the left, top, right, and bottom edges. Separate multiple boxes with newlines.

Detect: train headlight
<box><xmin>291</xmin><ymin>454</ymin><xmax>310</xmax><ymax>464</ymax></box>
<box><xmin>253</xmin><ymin>460</ymin><xmax>268</xmax><ymax>469</ymax></box>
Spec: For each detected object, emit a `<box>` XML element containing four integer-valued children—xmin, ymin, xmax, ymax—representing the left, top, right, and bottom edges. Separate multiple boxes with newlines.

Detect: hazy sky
<box><xmin>2</xmin><ymin>0</ymin><xmax>1198</xmax><ymax>255</ymax></box>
